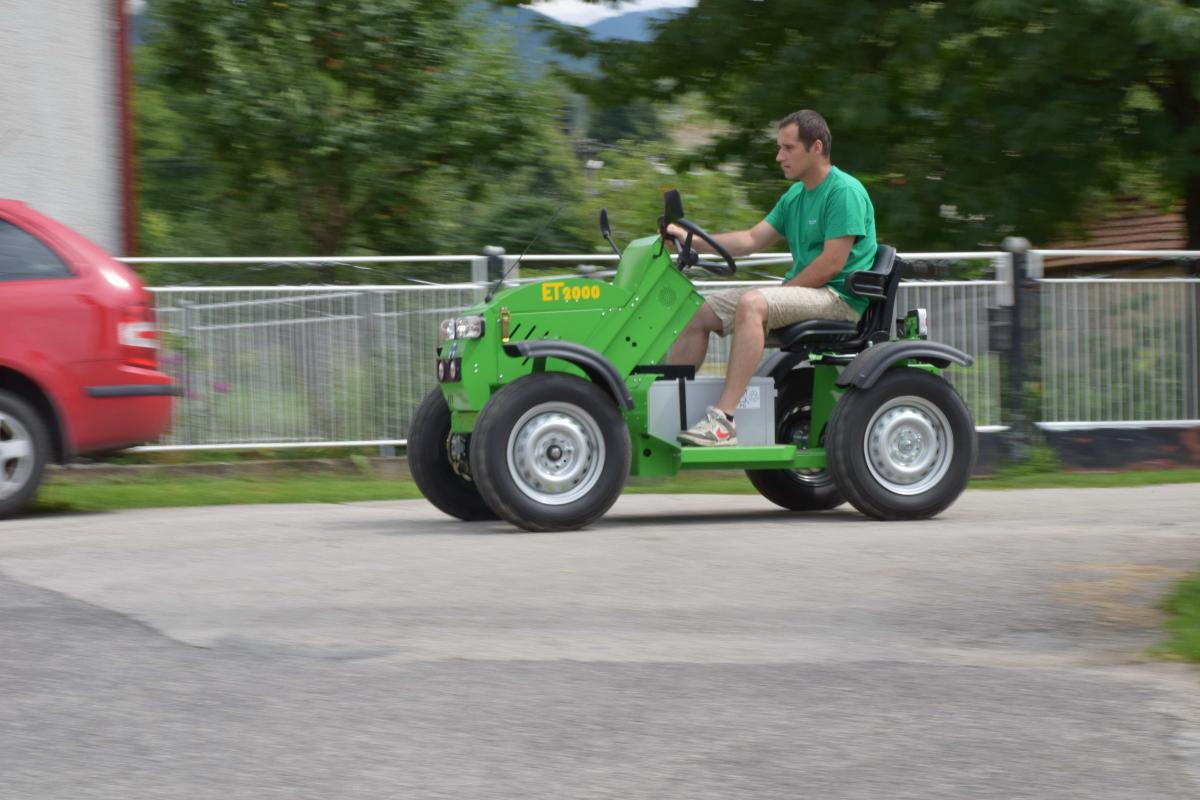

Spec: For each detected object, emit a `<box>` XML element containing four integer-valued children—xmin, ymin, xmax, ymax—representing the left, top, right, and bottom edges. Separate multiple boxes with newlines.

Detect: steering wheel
<box><xmin>665</xmin><ymin>218</ymin><xmax>737</xmax><ymax>277</ymax></box>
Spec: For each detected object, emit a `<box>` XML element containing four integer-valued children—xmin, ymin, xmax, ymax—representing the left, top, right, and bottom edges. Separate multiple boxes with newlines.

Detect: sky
<box><xmin>526</xmin><ymin>0</ymin><xmax>697</xmax><ymax>26</ymax></box>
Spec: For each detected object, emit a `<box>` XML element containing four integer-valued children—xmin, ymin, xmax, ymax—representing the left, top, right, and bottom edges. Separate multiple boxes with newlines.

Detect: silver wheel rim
<box><xmin>506</xmin><ymin>402</ymin><xmax>606</xmax><ymax>506</ymax></box>
<box><xmin>863</xmin><ymin>395</ymin><xmax>953</xmax><ymax>495</ymax></box>
<box><xmin>0</xmin><ymin>412</ymin><xmax>35</xmax><ymax>501</ymax></box>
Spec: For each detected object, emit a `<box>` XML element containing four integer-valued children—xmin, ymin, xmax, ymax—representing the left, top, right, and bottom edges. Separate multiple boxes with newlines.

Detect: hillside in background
<box><xmin>477</xmin><ymin>5</ymin><xmax>684</xmax><ymax>72</ymax></box>
<box><xmin>586</xmin><ymin>8</ymin><xmax>678</xmax><ymax>41</ymax></box>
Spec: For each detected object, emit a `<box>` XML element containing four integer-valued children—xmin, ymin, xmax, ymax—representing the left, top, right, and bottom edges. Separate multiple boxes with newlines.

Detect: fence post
<box><xmin>1189</xmin><ymin>279</ymin><xmax>1200</xmax><ymax>420</ymax></box>
<box><xmin>472</xmin><ymin>246</ymin><xmax>513</xmax><ymax>283</ymax></box>
<box><xmin>1001</xmin><ymin>237</ymin><xmax>1033</xmax><ymax>462</ymax></box>
<box><xmin>180</xmin><ymin>300</ymin><xmax>196</xmax><ymax>447</ymax></box>
<box><xmin>361</xmin><ymin>290</ymin><xmax>387</xmax><ymax>445</ymax></box>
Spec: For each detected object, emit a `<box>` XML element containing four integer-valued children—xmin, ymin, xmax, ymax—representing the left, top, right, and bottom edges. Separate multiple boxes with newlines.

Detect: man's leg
<box><xmin>715</xmin><ymin>289</ymin><xmax>768</xmax><ymax>415</ymax></box>
<box><xmin>668</xmin><ymin>301</ymin><xmax>725</xmax><ymax>369</ymax></box>
<box><xmin>715</xmin><ymin>284</ymin><xmax>857</xmax><ymax>414</ymax></box>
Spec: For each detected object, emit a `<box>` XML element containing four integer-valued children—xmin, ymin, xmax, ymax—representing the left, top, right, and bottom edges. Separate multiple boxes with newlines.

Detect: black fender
<box><xmin>835</xmin><ymin>341</ymin><xmax>974</xmax><ymax>390</ymax></box>
<box><xmin>502</xmin><ymin>340</ymin><xmax>634</xmax><ymax>410</ymax></box>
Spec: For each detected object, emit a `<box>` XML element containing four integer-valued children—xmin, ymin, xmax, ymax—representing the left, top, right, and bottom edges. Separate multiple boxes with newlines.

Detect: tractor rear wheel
<box><xmin>826</xmin><ymin>369</ymin><xmax>976</xmax><ymax>520</ymax></box>
<box><xmin>746</xmin><ymin>369</ymin><xmax>845</xmax><ymax>511</ymax></box>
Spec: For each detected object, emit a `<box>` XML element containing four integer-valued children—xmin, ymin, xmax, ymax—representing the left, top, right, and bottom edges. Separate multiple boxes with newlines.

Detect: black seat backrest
<box><xmin>845</xmin><ymin>244</ymin><xmax>904</xmax><ymax>343</ymax></box>
<box><xmin>762</xmin><ymin>244</ymin><xmax>906</xmax><ymax>354</ymax></box>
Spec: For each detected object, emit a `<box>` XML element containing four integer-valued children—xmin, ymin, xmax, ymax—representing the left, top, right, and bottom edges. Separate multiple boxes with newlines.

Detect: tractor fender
<box><xmin>755</xmin><ymin>351</ymin><xmax>805</xmax><ymax>383</ymax></box>
<box><xmin>835</xmin><ymin>341</ymin><xmax>974</xmax><ymax>390</ymax></box>
<box><xmin>502</xmin><ymin>341</ymin><xmax>634</xmax><ymax>410</ymax></box>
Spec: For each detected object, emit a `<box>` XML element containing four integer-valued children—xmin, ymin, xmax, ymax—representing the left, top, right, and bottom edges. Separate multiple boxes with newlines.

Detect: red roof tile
<box><xmin>1043</xmin><ymin>201</ymin><xmax>1188</xmax><ymax>270</ymax></box>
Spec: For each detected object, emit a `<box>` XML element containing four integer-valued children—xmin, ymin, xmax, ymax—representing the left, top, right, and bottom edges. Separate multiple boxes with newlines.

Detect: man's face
<box><xmin>776</xmin><ymin>123</ymin><xmax>821</xmax><ymax>180</ymax></box>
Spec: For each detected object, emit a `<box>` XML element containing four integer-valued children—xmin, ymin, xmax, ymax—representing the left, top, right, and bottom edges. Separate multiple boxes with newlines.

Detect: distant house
<box><xmin>1042</xmin><ymin>199</ymin><xmax>1196</xmax><ymax>277</ymax></box>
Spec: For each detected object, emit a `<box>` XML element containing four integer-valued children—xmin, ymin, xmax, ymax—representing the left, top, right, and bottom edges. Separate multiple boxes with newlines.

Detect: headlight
<box><xmin>455</xmin><ymin>316</ymin><xmax>485</xmax><ymax>339</ymax></box>
<box><xmin>439</xmin><ymin>315</ymin><xmax>486</xmax><ymax>341</ymax></box>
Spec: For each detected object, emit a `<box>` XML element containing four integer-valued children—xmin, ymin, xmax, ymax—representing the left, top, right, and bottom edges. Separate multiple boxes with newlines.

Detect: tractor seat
<box><xmin>764</xmin><ymin>319</ymin><xmax>858</xmax><ymax>349</ymax></box>
<box><xmin>764</xmin><ymin>244</ymin><xmax>903</xmax><ymax>353</ymax></box>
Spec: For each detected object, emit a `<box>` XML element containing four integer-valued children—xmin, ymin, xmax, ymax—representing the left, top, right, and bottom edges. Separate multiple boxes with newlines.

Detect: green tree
<box><xmin>140</xmin><ymin>0</ymin><xmax>587</xmax><ymax>280</ymax></box>
<box><xmin>561</xmin><ymin>139</ymin><xmax>763</xmax><ymax>263</ymax></box>
<box><xmin>499</xmin><ymin>0</ymin><xmax>1200</xmax><ymax>250</ymax></box>
<box><xmin>587</xmin><ymin>99</ymin><xmax>663</xmax><ymax>145</ymax></box>
<box><xmin>135</xmin><ymin>45</ymin><xmax>308</xmax><ymax>267</ymax></box>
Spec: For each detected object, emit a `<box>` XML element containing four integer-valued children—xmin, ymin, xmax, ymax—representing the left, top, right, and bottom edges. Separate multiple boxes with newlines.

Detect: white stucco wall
<box><xmin>0</xmin><ymin>1</ymin><xmax>123</xmax><ymax>254</ymax></box>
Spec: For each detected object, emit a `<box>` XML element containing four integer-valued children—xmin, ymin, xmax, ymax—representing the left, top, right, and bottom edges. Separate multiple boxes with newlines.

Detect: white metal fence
<box><xmin>1039</xmin><ymin>278</ymin><xmax>1200</xmax><ymax>426</ymax></box>
<box><xmin>152</xmin><ymin>284</ymin><xmax>484</xmax><ymax>449</ymax></box>
<box><xmin>129</xmin><ymin>251</ymin><xmax>1199</xmax><ymax>451</ymax></box>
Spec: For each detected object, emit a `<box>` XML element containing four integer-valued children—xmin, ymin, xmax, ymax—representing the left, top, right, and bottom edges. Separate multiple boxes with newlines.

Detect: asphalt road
<box><xmin>1</xmin><ymin>486</ymin><xmax>1198</xmax><ymax>799</ymax></box>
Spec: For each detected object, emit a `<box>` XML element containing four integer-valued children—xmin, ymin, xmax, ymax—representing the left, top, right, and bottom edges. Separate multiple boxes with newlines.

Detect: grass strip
<box><xmin>1153</xmin><ymin>573</ymin><xmax>1200</xmax><ymax>663</ymax></box>
<box><xmin>30</xmin><ymin>467</ymin><xmax>1200</xmax><ymax>515</ymax></box>
<box><xmin>969</xmin><ymin>468</ymin><xmax>1200</xmax><ymax>490</ymax></box>
<box><xmin>32</xmin><ymin>476</ymin><xmax>423</xmax><ymax>514</ymax></box>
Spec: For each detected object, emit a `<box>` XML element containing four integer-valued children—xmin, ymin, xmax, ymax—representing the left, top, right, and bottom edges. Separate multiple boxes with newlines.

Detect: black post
<box><xmin>484</xmin><ymin>245</ymin><xmax>506</xmax><ymax>282</ymax></box>
<box><xmin>1002</xmin><ymin>237</ymin><xmax>1031</xmax><ymax>462</ymax></box>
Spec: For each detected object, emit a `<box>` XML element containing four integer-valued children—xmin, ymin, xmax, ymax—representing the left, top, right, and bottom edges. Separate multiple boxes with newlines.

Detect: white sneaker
<box><xmin>678</xmin><ymin>406</ymin><xmax>738</xmax><ymax>447</ymax></box>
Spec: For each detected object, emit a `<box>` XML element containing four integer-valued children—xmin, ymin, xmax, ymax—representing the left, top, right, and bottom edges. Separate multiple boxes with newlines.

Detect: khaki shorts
<box><xmin>704</xmin><ymin>285</ymin><xmax>859</xmax><ymax>336</ymax></box>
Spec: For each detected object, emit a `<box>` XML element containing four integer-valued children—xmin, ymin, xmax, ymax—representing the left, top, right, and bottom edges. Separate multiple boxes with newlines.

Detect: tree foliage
<box><xmin>139</xmin><ymin>0</ymin><xmax>588</xmax><ymax>280</ymax></box>
<box><xmin>501</xmin><ymin>0</ymin><xmax>1200</xmax><ymax>249</ymax></box>
<box><xmin>563</xmin><ymin>140</ymin><xmax>761</xmax><ymax>259</ymax></box>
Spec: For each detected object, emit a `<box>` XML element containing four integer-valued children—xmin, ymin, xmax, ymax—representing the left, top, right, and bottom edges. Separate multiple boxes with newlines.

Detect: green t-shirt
<box><xmin>763</xmin><ymin>166</ymin><xmax>877</xmax><ymax>315</ymax></box>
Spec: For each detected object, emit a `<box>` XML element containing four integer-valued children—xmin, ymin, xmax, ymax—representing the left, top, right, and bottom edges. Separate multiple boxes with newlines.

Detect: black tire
<box><xmin>746</xmin><ymin>369</ymin><xmax>845</xmax><ymax>511</ymax></box>
<box><xmin>471</xmin><ymin>373</ymin><xmax>630</xmax><ymax>532</ymax></box>
<box><xmin>826</xmin><ymin>369</ymin><xmax>976</xmax><ymax>520</ymax></box>
<box><xmin>0</xmin><ymin>390</ymin><xmax>50</xmax><ymax>519</ymax></box>
<box><xmin>407</xmin><ymin>388</ymin><xmax>499</xmax><ymax>521</ymax></box>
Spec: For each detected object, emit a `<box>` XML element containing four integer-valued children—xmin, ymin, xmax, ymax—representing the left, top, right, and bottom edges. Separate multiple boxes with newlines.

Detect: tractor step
<box><xmin>678</xmin><ymin>445</ymin><xmax>825</xmax><ymax>471</ymax></box>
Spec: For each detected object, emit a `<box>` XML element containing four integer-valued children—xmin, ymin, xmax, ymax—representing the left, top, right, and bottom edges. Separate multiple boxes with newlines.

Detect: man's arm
<box><xmin>665</xmin><ymin>219</ymin><xmax>782</xmax><ymax>258</ymax></box>
<box><xmin>784</xmin><ymin>236</ymin><xmax>855</xmax><ymax>288</ymax></box>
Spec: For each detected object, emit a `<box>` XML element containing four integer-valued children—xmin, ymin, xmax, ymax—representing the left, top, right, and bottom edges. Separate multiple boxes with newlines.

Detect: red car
<box><xmin>0</xmin><ymin>200</ymin><xmax>178</xmax><ymax>517</ymax></box>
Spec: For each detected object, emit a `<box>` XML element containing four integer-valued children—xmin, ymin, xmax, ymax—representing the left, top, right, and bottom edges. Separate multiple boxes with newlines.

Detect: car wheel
<box><xmin>407</xmin><ymin>388</ymin><xmax>499</xmax><ymax>521</ymax></box>
<box><xmin>0</xmin><ymin>390</ymin><xmax>50</xmax><ymax>519</ymax></box>
<box><xmin>471</xmin><ymin>373</ymin><xmax>630</xmax><ymax>532</ymax></box>
<box><xmin>746</xmin><ymin>368</ymin><xmax>845</xmax><ymax>511</ymax></box>
<box><xmin>826</xmin><ymin>369</ymin><xmax>976</xmax><ymax>520</ymax></box>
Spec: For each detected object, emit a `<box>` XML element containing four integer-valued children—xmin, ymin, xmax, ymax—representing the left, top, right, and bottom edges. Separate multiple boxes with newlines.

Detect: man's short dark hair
<box><xmin>779</xmin><ymin>110</ymin><xmax>831</xmax><ymax>159</ymax></box>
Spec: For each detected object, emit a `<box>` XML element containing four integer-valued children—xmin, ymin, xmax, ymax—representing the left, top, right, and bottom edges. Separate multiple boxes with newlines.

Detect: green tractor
<box><xmin>409</xmin><ymin>191</ymin><xmax>977</xmax><ymax>532</ymax></box>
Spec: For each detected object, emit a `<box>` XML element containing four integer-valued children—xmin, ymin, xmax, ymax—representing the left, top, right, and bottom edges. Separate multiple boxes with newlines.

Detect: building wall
<box><xmin>0</xmin><ymin>0</ymin><xmax>123</xmax><ymax>254</ymax></box>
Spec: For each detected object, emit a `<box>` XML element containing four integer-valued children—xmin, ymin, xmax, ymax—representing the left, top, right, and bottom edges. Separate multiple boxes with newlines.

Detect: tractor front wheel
<box><xmin>471</xmin><ymin>373</ymin><xmax>630</xmax><ymax>532</ymax></box>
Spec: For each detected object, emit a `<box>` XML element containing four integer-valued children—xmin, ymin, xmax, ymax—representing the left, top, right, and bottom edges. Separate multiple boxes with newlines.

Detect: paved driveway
<box><xmin>1</xmin><ymin>486</ymin><xmax>1198</xmax><ymax>799</ymax></box>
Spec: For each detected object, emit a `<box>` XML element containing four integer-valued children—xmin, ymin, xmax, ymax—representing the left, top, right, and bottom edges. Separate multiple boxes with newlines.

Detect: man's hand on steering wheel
<box><xmin>661</xmin><ymin>220</ymin><xmax>736</xmax><ymax>276</ymax></box>
<box><xmin>661</xmin><ymin>223</ymin><xmax>696</xmax><ymax>266</ymax></box>
<box><xmin>664</xmin><ymin>223</ymin><xmax>691</xmax><ymax>247</ymax></box>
